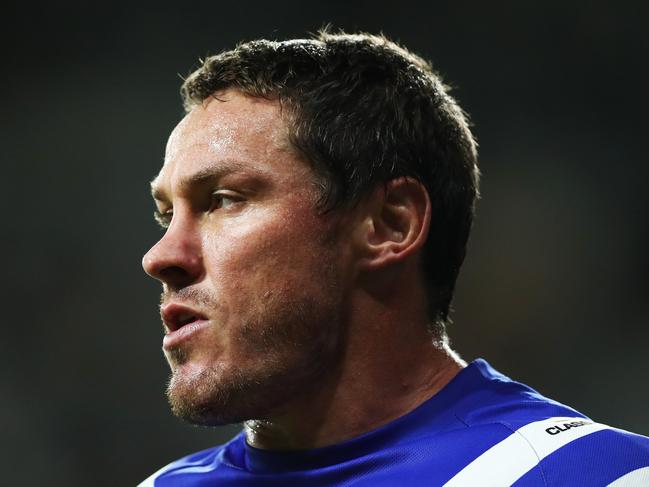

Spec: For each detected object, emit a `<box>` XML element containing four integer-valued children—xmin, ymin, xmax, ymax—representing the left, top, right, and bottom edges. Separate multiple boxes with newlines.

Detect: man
<box><xmin>141</xmin><ymin>31</ymin><xmax>649</xmax><ymax>486</ymax></box>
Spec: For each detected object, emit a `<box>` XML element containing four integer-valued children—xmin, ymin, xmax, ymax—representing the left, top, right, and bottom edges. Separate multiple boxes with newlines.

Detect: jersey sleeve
<box><xmin>513</xmin><ymin>421</ymin><xmax>649</xmax><ymax>486</ymax></box>
<box><xmin>443</xmin><ymin>417</ymin><xmax>649</xmax><ymax>486</ymax></box>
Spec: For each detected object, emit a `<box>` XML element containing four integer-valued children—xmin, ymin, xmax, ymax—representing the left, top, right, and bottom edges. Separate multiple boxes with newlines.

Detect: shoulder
<box><xmin>138</xmin><ymin>446</ymin><xmax>222</xmax><ymax>487</ymax></box>
<box><xmin>445</xmin><ymin>361</ymin><xmax>649</xmax><ymax>485</ymax></box>
<box><xmin>138</xmin><ymin>433</ymin><xmax>244</xmax><ymax>487</ymax></box>
<box><xmin>517</xmin><ymin>420</ymin><xmax>649</xmax><ymax>486</ymax></box>
<box><xmin>444</xmin><ymin>416</ymin><xmax>649</xmax><ymax>486</ymax></box>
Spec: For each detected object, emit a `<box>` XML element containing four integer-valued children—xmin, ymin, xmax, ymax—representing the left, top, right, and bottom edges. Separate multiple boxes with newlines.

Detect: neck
<box><xmin>244</xmin><ymin>293</ymin><xmax>465</xmax><ymax>451</ymax></box>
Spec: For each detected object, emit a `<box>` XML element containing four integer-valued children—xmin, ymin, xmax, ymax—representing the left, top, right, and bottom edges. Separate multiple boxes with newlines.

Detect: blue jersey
<box><xmin>140</xmin><ymin>359</ymin><xmax>649</xmax><ymax>486</ymax></box>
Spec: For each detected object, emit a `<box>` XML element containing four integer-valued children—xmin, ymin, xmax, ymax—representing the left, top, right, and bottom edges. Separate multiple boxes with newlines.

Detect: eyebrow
<box><xmin>150</xmin><ymin>161</ymin><xmax>266</xmax><ymax>203</ymax></box>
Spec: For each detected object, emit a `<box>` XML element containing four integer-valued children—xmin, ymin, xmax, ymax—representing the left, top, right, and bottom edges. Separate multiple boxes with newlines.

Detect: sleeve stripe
<box><xmin>138</xmin><ymin>461</ymin><xmax>179</xmax><ymax>487</ymax></box>
<box><xmin>607</xmin><ymin>466</ymin><xmax>649</xmax><ymax>486</ymax></box>
<box><xmin>443</xmin><ymin>416</ymin><xmax>609</xmax><ymax>486</ymax></box>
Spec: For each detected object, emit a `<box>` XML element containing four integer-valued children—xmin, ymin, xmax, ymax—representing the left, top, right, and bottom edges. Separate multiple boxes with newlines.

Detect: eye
<box><xmin>211</xmin><ymin>191</ymin><xmax>243</xmax><ymax>211</ymax></box>
<box><xmin>153</xmin><ymin>210</ymin><xmax>172</xmax><ymax>229</ymax></box>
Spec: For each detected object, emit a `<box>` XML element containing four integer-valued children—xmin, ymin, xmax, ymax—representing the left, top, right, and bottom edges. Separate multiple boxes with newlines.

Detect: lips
<box><xmin>160</xmin><ymin>303</ymin><xmax>208</xmax><ymax>334</ymax></box>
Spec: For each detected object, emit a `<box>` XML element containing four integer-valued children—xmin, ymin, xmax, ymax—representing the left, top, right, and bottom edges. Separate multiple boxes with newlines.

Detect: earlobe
<box><xmin>358</xmin><ymin>178</ymin><xmax>431</xmax><ymax>271</ymax></box>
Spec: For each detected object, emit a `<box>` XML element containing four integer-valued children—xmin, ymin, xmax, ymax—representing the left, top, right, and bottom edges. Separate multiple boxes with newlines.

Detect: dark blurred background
<box><xmin>2</xmin><ymin>1</ymin><xmax>648</xmax><ymax>485</ymax></box>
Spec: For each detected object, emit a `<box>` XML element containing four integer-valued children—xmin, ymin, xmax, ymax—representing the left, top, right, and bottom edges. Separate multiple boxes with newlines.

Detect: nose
<box><xmin>142</xmin><ymin>214</ymin><xmax>203</xmax><ymax>290</ymax></box>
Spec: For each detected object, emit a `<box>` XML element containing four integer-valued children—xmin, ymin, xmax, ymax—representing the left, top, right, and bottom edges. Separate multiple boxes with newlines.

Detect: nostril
<box><xmin>159</xmin><ymin>265</ymin><xmax>194</xmax><ymax>287</ymax></box>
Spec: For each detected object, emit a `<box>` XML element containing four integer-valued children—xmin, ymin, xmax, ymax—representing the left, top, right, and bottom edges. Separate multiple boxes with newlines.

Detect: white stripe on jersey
<box><xmin>139</xmin><ymin>474</ymin><xmax>154</xmax><ymax>486</ymax></box>
<box><xmin>607</xmin><ymin>466</ymin><xmax>649</xmax><ymax>486</ymax></box>
<box><xmin>443</xmin><ymin>416</ymin><xmax>610</xmax><ymax>486</ymax></box>
<box><xmin>139</xmin><ymin>461</ymin><xmax>178</xmax><ymax>487</ymax></box>
<box><xmin>139</xmin><ymin>471</ymin><xmax>157</xmax><ymax>487</ymax></box>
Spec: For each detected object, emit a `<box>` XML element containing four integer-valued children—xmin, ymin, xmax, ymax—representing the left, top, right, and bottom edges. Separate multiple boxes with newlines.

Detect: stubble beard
<box><xmin>164</xmin><ymin>280</ymin><xmax>345</xmax><ymax>427</ymax></box>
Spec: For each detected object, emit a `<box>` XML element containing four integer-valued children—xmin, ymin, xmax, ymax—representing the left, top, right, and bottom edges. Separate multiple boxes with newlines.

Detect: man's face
<box><xmin>142</xmin><ymin>90</ymin><xmax>351</xmax><ymax>425</ymax></box>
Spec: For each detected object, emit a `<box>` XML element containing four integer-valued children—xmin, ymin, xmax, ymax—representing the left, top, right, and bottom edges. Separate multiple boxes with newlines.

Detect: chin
<box><xmin>166</xmin><ymin>362</ymin><xmax>242</xmax><ymax>425</ymax></box>
<box><xmin>165</xmin><ymin>360</ymin><xmax>282</xmax><ymax>426</ymax></box>
<box><xmin>163</xmin><ymin>300</ymin><xmax>345</xmax><ymax>426</ymax></box>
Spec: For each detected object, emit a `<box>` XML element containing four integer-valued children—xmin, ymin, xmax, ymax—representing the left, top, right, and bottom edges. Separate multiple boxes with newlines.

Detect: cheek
<box><xmin>198</xmin><ymin>210</ymin><xmax>344</xmax><ymax>362</ymax></box>
<box><xmin>200</xmin><ymin>218</ymin><xmax>338</xmax><ymax>360</ymax></box>
<box><xmin>202</xmin><ymin>207</ymin><xmax>339</xmax><ymax>294</ymax></box>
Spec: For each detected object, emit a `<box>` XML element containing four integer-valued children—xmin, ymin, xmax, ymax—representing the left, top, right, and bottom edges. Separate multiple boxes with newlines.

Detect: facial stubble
<box><xmin>164</xmin><ymin>272</ymin><xmax>345</xmax><ymax>427</ymax></box>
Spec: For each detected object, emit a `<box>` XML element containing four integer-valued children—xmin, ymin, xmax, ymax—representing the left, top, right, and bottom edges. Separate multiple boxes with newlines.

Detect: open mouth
<box><xmin>161</xmin><ymin>304</ymin><xmax>208</xmax><ymax>333</ymax></box>
<box><xmin>175</xmin><ymin>313</ymin><xmax>199</xmax><ymax>330</ymax></box>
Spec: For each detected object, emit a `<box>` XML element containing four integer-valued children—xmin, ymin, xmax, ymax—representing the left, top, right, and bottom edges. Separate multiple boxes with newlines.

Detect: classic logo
<box><xmin>545</xmin><ymin>420</ymin><xmax>591</xmax><ymax>436</ymax></box>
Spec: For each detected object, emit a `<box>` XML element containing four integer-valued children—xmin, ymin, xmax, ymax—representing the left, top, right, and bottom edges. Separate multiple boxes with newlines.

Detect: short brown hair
<box><xmin>181</xmin><ymin>31</ymin><xmax>480</xmax><ymax>336</ymax></box>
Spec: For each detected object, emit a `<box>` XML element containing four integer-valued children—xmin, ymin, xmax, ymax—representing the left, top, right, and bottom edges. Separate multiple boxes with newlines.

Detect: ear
<box><xmin>355</xmin><ymin>177</ymin><xmax>431</xmax><ymax>271</ymax></box>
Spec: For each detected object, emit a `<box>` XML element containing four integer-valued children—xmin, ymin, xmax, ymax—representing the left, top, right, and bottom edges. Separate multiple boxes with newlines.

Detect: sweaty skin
<box><xmin>143</xmin><ymin>89</ymin><xmax>465</xmax><ymax>451</ymax></box>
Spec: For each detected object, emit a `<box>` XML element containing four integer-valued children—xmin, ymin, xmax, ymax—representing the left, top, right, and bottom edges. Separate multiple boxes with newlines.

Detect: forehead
<box><xmin>154</xmin><ymin>90</ymin><xmax>304</xmax><ymax>193</ymax></box>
